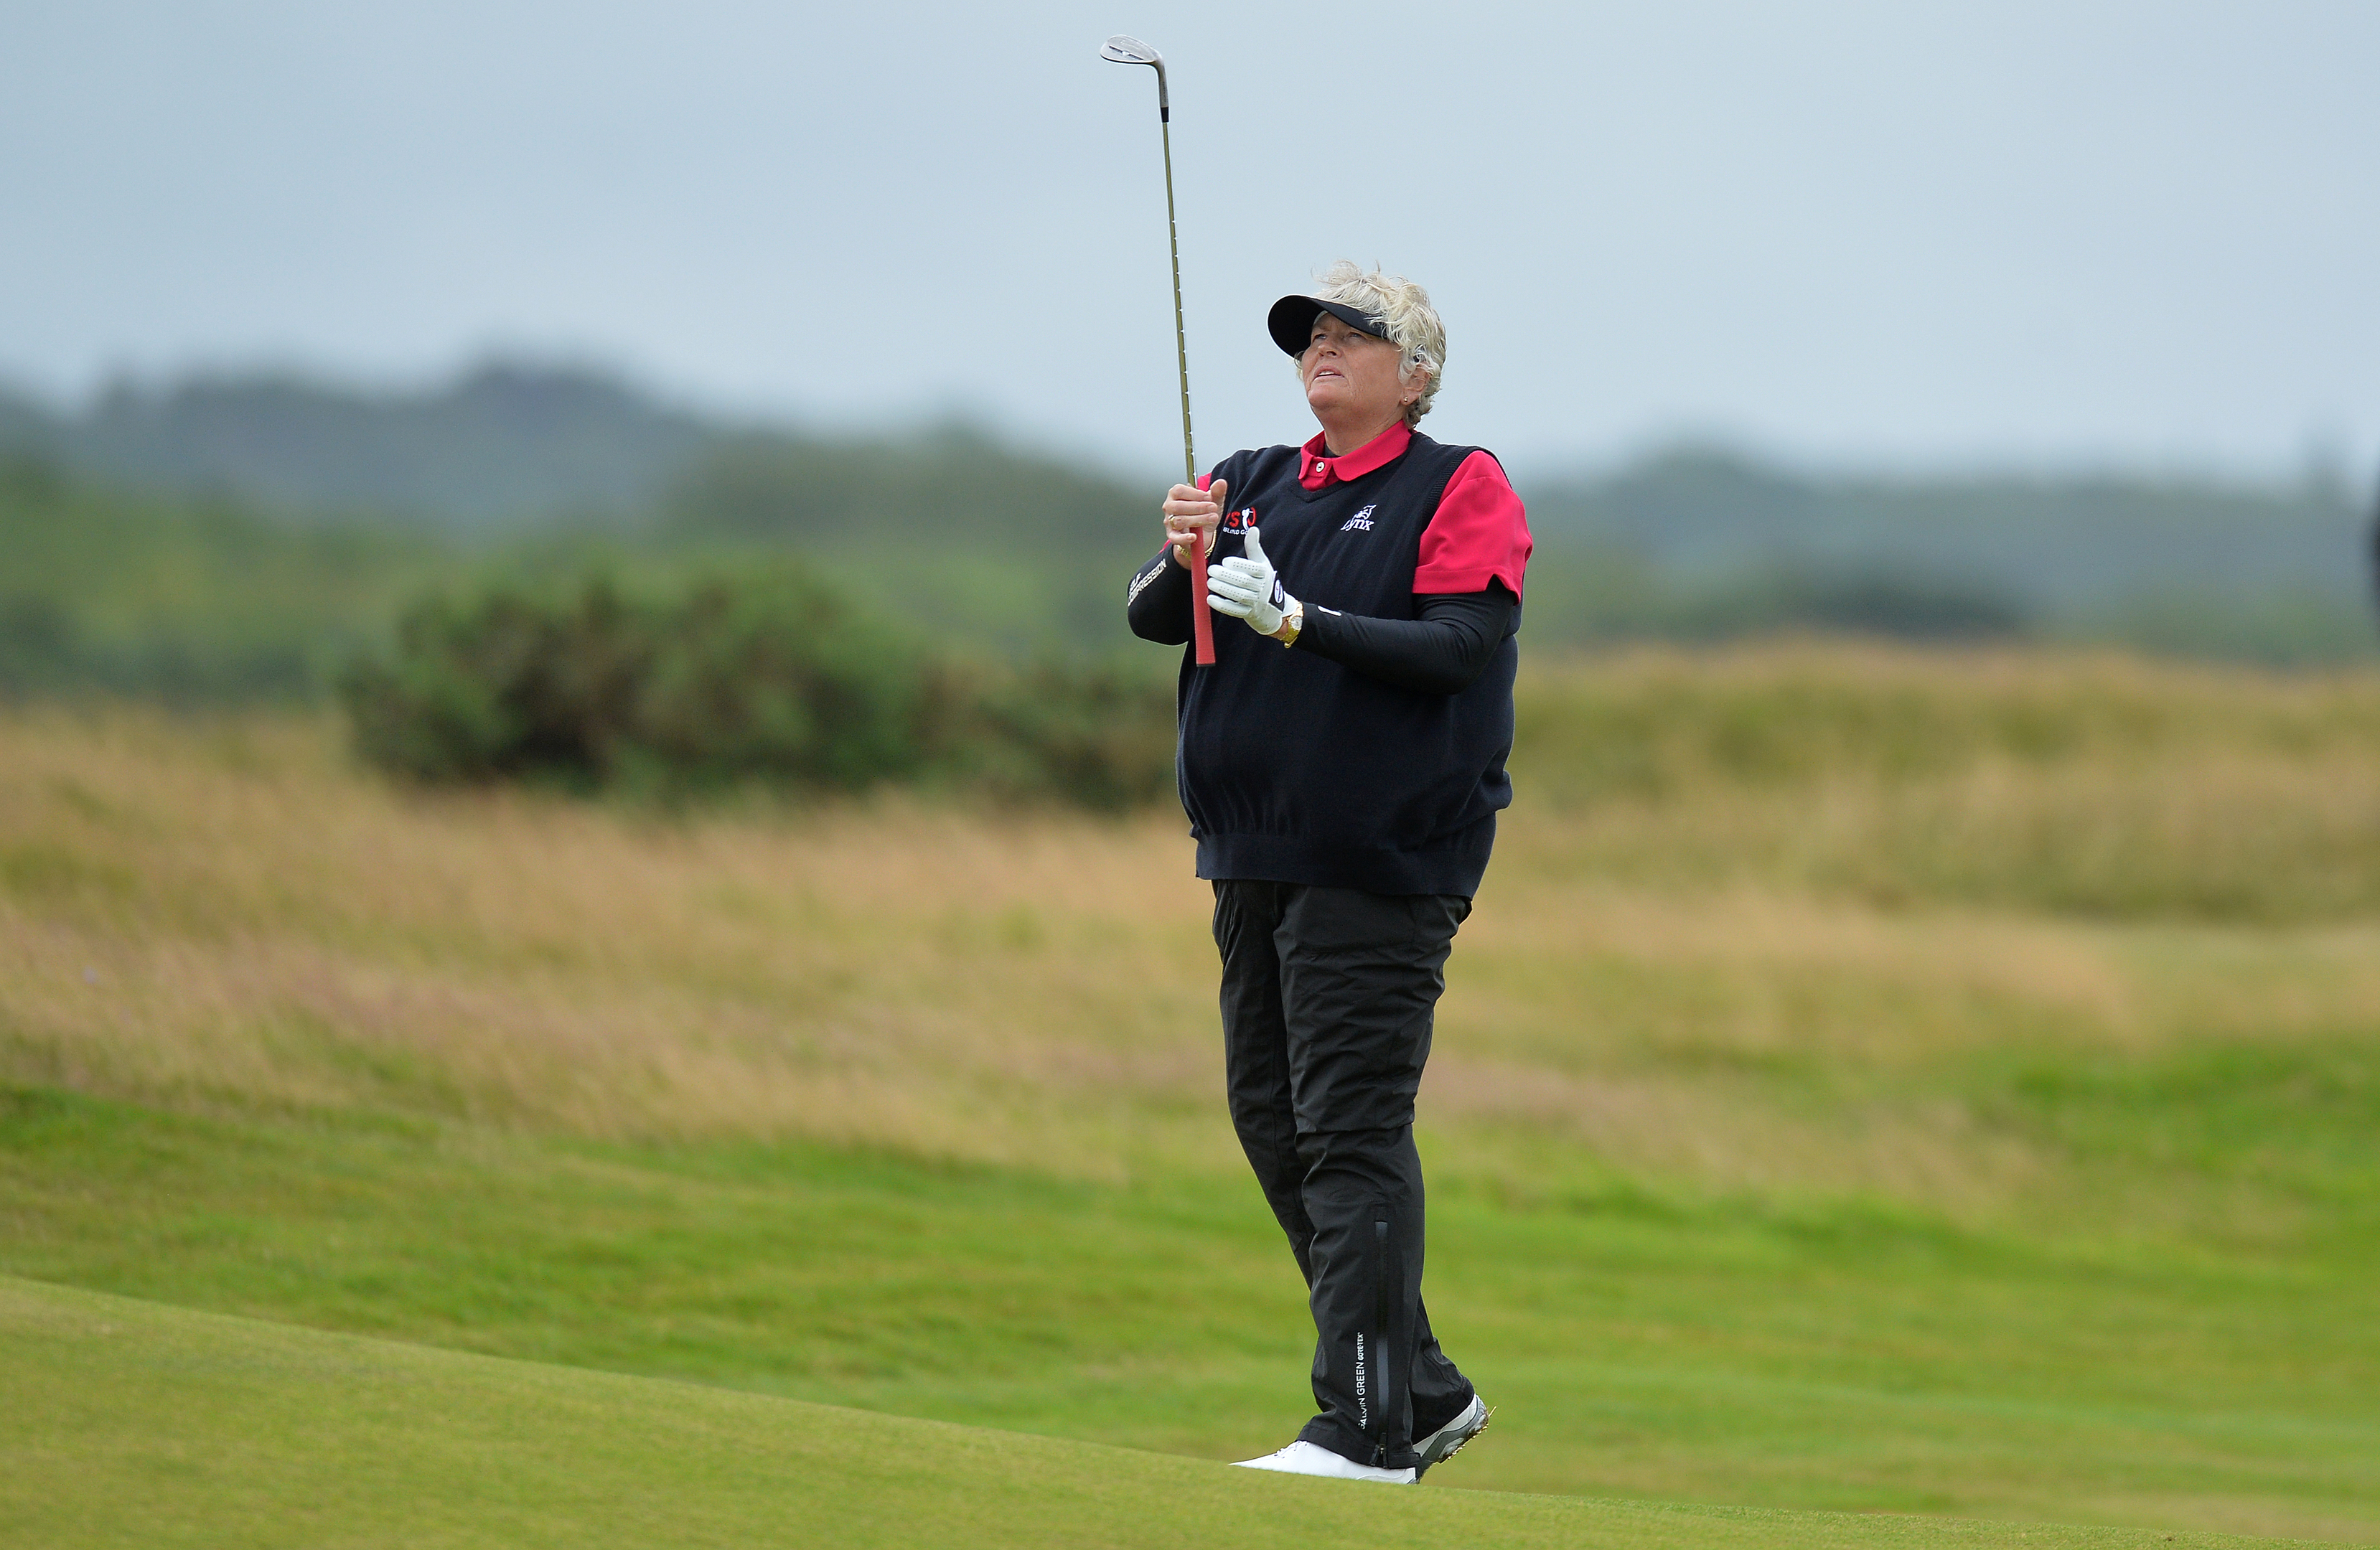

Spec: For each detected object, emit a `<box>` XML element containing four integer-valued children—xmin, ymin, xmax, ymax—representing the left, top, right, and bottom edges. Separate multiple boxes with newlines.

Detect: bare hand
<box><xmin>1161</xmin><ymin>477</ymin><xmax>1228</xmax><ymax>565</ymax></box>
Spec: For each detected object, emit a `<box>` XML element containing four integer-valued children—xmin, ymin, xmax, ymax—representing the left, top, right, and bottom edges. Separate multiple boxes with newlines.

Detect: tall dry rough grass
<box><xmin>1509</xmin><ymin>643</ymin><xmax>2380</xmax><ymax>918</ymax></box>
<box><xmin>5</xmin><ymin>644</ymin><xmax>2379</xmax><ymax>1231</ymax></box>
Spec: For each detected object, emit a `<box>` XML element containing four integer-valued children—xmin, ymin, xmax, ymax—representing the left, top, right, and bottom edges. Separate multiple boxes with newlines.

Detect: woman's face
<box><xmin>1299</xmin><ymin>313</ymin><xmax>1415</xmax><ymax>426</ymax></box>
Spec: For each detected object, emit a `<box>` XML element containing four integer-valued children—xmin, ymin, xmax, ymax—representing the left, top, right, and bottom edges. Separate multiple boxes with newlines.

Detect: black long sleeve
<box><xmin>1296</xmin><ymin>581</ymin><xmax>1516</xmax><ymax>695</ymax></box>
<box><xmin>1127</xmin><ymin>546</ymin><xmax>1514</xmax><ymax>695</ymax></box>
<box><xmin>1126</xmin><ymin>548</ymin><xmax>1197</xmax><ymax>645</ymax></box>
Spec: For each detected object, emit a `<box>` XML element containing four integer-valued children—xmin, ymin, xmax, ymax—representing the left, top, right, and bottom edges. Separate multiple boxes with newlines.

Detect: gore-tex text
<box><xmin>1127</xmin><ymin>556</ymin><xmax>1169</xmax><ymax>606</ymax></box>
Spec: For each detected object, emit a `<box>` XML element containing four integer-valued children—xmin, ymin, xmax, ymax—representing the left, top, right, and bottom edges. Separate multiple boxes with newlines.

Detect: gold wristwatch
<box><xmin>1275</xmin><ymin>597</ymin><xmax>1305</xmax><ymax>647</ymax></box>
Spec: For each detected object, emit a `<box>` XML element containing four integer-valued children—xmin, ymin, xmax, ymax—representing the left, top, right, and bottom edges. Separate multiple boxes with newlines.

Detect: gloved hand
<box><xmin>1207</xmin><ymin>527</ymin><xmax>1296</xmax><ymax>637</ymax></box>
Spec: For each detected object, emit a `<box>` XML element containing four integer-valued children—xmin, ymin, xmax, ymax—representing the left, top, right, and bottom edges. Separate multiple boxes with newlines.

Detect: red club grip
<box><xmin>1188</xmin><ymin>541</ymin><xmax>1217</xmax><ymax>665</ymax></box>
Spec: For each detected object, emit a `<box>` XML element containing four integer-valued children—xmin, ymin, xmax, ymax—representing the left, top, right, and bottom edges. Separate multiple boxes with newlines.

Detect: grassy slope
<box><xmin>0</xmin><ymin>1272</ymin><xmax>2313</xmax><ymax>1550</ymax></box>
<box><xmin>4</xmin><ymin>652</ymin><xmax>2379</xmax><ymax>1542</ymax></box>
<box><xmin>4</xmin><ymin>1089</ymin><xmax>2374</xmax><ymax>1541</ymax></box>
<box><xmin>0</xmin><ymin>462</ymin><xmax>449</xmax><ymax>697</ymax></box>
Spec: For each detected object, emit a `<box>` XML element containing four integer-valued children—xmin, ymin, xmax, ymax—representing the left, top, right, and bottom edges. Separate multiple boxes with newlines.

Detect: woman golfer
<box><xmin>1127</xmin><ymin>262</ymin><xmax>1529</xmax><ymax>1483</ymax></box>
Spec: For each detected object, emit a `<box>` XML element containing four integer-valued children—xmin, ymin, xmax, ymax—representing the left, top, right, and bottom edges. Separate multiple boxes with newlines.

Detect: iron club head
<box><xmin>1100</xmin><ymin>34</ymin><xmax>1169</xmax><ymax>119</ymax></box>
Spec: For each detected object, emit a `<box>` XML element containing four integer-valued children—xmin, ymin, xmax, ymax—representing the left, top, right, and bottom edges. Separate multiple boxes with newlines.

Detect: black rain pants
<box><xmin>1212</xmin><ymin>880</ymin><xmax>1476</xmax><ymax>1471</ymax></box>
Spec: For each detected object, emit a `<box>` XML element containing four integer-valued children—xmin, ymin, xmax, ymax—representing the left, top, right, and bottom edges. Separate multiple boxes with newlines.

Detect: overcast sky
<box><xmin>3</xmin><ymin>1</ymin><xmax>2375</xmax><ymax>483</ymax></box>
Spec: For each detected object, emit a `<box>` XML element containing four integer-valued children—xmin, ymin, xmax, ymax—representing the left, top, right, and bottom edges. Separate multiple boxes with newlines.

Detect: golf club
<box><xmin>1101</xmin><ymin>33</ymin><xmax>1215</xmax><ymax>665</ymax></box>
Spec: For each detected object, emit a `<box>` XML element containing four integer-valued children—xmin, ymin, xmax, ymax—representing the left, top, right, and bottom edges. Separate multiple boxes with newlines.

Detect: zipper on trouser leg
<box><xmin>1371</xmin><ymin>1215</ymin><xmax>1391</xmax><ymax>1468</ymax></box>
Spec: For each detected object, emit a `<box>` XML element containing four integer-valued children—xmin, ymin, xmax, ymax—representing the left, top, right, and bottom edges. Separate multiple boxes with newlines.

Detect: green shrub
<box><xmin>339</xmin><ymin>568</ymin><xmax>1177</xmax><ymax>809</ymax></box>
<box><xmin>955</xmin><ymin>659</ymin><xmax>1179</xmax><ymax>812</ymax></box>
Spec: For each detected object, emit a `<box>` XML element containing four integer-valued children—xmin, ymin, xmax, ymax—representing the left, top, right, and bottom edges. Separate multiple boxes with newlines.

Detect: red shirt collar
<box><xmin>1298</xmin><ymin>421</ymin><xmax>1411</xmax><ymax>491</ymax></box>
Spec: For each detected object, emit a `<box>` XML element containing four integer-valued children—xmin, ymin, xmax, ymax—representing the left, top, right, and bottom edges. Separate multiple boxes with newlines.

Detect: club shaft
<box><xmin>1157</xmin><ymin>111</ymin><xmax>1215</xmax><ymax>664</ymax></box>
<box><xmin>1160</xmin><ymin>117</ymin><xmax>1194</xmax><ymax>484</ymax></box>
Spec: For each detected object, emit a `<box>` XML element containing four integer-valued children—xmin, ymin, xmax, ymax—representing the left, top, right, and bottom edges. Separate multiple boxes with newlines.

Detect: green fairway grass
<box><xmin>0</xmin><ymin>1272</ymin><xmax>2318</xmax><ymax>1550</ymax></box>
<box><xmin>4</xmin><ymin>1088</ymin><xmax>2374</xmax><ymax>1541</ymax></box>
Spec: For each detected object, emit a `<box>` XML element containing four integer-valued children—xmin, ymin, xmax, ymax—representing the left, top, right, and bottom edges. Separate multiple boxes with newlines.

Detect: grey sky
<box><xmin>3</xmin><ymin>1</ymin><xmax>2375</xmax><ymax>482</ymax></box>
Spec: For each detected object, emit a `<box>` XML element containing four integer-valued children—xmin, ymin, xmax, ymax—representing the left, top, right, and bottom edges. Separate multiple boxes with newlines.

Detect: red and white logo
<box><xmin>1222</xmin><ymin>507</ymin><xmax>1254</xmax><ymax>534</ymax></box>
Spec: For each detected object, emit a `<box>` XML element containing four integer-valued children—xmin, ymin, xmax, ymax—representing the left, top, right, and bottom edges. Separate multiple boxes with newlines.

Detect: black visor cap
<box><xmin>1267</xmin><ymin>294</ymin><xmax>1390</xmax><ymax>357</ymax></box>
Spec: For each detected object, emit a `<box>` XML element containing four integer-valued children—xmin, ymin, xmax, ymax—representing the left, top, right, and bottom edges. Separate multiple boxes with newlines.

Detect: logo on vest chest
<box><xmin>1339</xmin><ymin>504</ymin><xmax>1377</xmax><ymax>533</ymax></box>
<box><xmin>1222</xmin><ymin>507</ymin><xmax>1253</xmax><ymax>535</ymax></box>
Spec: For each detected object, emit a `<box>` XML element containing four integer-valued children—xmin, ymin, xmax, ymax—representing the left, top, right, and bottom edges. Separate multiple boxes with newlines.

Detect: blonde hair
<box><xmin>1302</xmin><ymin>260</ymin><xmax>1446</xmax><ymax>426</ymax></box>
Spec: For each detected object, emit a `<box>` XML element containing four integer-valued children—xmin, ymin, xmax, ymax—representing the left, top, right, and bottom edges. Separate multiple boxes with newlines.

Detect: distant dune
<box><xmin>3</xmin><ymin>361</ymin><xmax>2374</xmax><ymax>664</ymax></box>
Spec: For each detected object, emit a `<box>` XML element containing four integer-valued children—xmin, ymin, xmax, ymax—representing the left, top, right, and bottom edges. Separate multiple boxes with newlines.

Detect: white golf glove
<box><xmin>1207</xmin><ymin>527</ymin><xmax>1296</xmax><ymax>637</ymax></box>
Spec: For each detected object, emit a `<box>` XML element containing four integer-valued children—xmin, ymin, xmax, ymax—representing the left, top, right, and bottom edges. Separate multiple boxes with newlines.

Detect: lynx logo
<box><xmin>1340</xmin><ymin>505</ymin><xmax>1377</xmax><ymax>532</ymax></box>
<box><xmin>1222</xmin><ymin>507</ymin><xmax>1254</xmax><ymax>535</ymax></box>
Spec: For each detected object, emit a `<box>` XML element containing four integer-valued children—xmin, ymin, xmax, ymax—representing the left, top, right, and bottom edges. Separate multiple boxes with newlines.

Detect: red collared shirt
<box><xmin>1296</xmin><ymin>423</ymin><xmax>1532</xmax><ymax>598</ymax></box>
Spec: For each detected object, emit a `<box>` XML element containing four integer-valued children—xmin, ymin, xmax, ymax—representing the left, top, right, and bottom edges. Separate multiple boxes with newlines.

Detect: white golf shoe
<box><xmin>1230</xmin><ymin>1440</ymin><xmax>1415</xmax><ymax>1484</ymax></box>
<box><xmin>1412</xmin><ymin>1394</ymin><xmax>1492</xmax><ymax>1475</ymax></box>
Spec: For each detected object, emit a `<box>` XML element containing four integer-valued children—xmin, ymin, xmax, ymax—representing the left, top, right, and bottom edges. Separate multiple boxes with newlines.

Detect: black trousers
<box><xmin>1212</xmin><ymin>880</ymin><xmax>1476</xmax><ymax>1470</ymax></box>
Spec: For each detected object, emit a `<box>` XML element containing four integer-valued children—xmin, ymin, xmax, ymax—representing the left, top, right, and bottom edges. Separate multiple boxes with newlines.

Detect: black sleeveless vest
<box><xmin>1176</xmin><ymin>431</ymin><xmax>1517</xmax><ymax>896</ymax></box>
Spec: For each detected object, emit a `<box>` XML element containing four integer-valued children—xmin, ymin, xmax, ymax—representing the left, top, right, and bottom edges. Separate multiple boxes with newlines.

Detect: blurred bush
<box><xmin>339</xmin><ymin>568</ymin><xmax>1176</xmax><ymax>810</ymax></box>
<box><xmin>957</xmin><ymin>659</ymin><xmax>1181</xmax><ymax>812</ymax></box>
<box><xmin>1524</xmin><ymin>549</ymin><xmax>2032</xmax><ymax>647</ymax></box>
